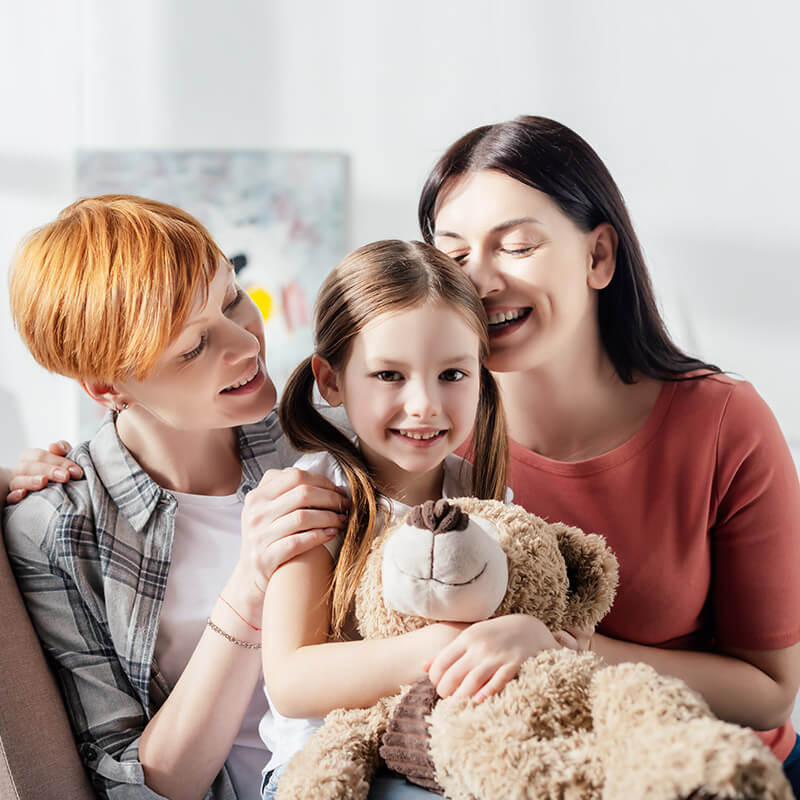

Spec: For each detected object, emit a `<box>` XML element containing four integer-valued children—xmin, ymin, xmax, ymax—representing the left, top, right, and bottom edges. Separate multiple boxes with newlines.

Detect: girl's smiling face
<box><xmin>432</xmin><ymin>169</ymin><xmax>616</xmax><ymax>374</ymax></box>
<box><xmin>316</xmin><ymin>301</ymin><xmax>482</xmax><ymax>497</ymax></box>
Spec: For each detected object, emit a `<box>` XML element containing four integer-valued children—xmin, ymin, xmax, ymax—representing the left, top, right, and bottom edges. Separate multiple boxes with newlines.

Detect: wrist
<box><xmin>222</xmin><ymin>566</ymin><xmax>265</xmax><ymax>626</ymax></box>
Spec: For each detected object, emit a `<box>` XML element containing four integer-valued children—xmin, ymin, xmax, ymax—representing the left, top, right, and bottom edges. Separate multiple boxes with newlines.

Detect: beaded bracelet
<box><xmin>206</xmin><ymin>618</ymin><xmax>261</xmax><ymax>650</ymax></box>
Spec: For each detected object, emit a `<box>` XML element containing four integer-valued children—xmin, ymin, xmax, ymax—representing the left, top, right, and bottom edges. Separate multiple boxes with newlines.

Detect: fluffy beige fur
<box><xmin>275</xmin><ymin>499</ymin><xmax>792</xmax><ymax>800</ymax></box>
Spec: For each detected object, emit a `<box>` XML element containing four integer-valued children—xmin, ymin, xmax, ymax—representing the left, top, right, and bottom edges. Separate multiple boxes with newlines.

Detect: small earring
<box><xmin>115</xmin><ymin>402</ymin><xmax>129</xmax><ymax>413</ymax></box>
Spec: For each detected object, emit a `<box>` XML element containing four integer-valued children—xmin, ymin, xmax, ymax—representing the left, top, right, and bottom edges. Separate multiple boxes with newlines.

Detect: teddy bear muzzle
<box><xmin>381</xmin><ymin>502</ymin><xmax>509</xmax><ymax>622</ymax></box>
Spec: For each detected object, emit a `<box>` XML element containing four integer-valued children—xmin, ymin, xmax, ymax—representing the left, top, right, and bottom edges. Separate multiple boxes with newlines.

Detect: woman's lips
<box><xmin>487</xmin><ymin>307</ymin><xmax>532</xmax><ymax>339</ymax></box>
<box><xmin>220</xmin><ymin>362</ymin><xmax>266</xmax><ymax>395</ymax></box>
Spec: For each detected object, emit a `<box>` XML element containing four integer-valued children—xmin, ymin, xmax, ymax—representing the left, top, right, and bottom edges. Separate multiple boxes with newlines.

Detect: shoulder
<box><xmin>238</xmin><ymin>409</ymin><xmax>302</xmax><ymax>470</ymax></box>
<box><xmin>672</xmin><ymin>373</ymin><xmax>785</xmax><ymax>443</ymax></box>
<box><xmin>3</xmin><ymin>442</ymin><xmax>98</xmax><ymax>561</ymax></box>
<box><xmin>292</xmin><ymin>450</ymin><xmax>350</xmax><ymax>493</ymax></box>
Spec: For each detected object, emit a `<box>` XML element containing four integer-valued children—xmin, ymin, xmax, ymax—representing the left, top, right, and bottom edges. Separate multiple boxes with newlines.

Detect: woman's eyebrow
<box><xmin>435</xmin><ymin>216</ymin><xmax>544</xmax><ymax>240</ymax></box>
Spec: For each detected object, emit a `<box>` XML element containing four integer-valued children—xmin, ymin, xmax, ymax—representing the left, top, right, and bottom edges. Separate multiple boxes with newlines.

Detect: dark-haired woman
<box><xmin>417</xmin><ymin>116</ymin><xmax>800</xmax><ymax>792</ymax></box>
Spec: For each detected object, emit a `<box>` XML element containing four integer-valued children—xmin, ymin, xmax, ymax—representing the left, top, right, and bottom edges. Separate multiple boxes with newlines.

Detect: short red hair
<box><xmin>9</xmin><ymin>195</ymin><xmax>223</xmax><ymax>383</ymax></box>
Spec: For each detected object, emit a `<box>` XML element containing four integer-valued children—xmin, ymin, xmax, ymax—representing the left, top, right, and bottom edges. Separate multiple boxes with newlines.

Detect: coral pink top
<box><xmin>505</xmin><ymin>373</ymin><xmax>800</xmax><ymax>760</ymax></box>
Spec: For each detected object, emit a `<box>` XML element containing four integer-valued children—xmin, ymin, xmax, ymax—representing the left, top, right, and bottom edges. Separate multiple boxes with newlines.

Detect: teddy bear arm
<box><xmin>591</xmin><ymin>663</ymin><xmax>793</xmax><ymax>800</ymax></box>
<box><xmin>276</xmin><ymin>692</ymin><xmax>405</xmax><ymax>800</ymax></box>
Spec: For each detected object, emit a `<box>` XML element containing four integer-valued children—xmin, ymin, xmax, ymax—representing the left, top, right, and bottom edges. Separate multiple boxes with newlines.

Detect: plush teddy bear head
<box><xmin>354</xmin><ymin>498</ymin><xmax>619</xmax><ymax>639</ymax></box>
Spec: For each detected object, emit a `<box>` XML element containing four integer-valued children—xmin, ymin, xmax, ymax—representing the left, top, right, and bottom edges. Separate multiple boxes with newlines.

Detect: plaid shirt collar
<box><xmin>88</xmin><ymin>410</ymin><xmax>289</xmax><ymax>533</ymax></box>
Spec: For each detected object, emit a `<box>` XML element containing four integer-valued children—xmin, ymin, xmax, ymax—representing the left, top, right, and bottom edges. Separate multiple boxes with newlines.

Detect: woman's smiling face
<box><xmin>433</xmin><ymin>169</ymin><xmax>614</xmax><ymax>374</ymax></box>
<box><xmin>115</xmin><ymin>260</ymin><xmax>277</xmax><ymax>430</ymax></box>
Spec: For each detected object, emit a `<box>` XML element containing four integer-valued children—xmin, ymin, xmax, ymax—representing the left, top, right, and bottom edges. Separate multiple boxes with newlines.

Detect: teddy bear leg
<box><xmin>276</xmin><ymin>693</ymin><xmax>403</xmax><ymax>800</ymax></box>
<box><xmin>590</xmin><ymin>662</ymin><xmax>793</xmax><ymax>800</ymax></box>
<box><xmin>427</xmin><ymin>650</ymin><xmax>605</xmax><ymax>800</ymax></box>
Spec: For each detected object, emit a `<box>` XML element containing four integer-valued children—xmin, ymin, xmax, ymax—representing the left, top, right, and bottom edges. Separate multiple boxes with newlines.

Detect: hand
<box><xmin>7</xmin><ymin>441</ymin><xmax>83</xmax><ymax>504</ymax></box>
<box><xmin>426</xmin><ymin>614</ymin><xmax>577</xmax><ymax>703</ymax></box>
<box><xmin>557</xmin><ymin>623</ymin><xmax>595</xmax><ymax>653</ymax></box>
<box><xmin>238</xmin><ymin>467</ymin><xmax>350</xmax><ymax>596</ymax></box>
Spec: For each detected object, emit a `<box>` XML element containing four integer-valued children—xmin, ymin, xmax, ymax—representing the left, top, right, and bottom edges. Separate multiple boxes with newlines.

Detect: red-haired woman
<box><xmin>1</xmin><ymin>196</ymin><xmax>355</xmax><ymax>799</ymax></box>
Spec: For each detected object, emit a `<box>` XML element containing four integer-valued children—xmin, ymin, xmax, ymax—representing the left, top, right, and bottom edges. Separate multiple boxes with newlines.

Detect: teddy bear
<box><xmin>275</xmin><ymin>498</ymin><xmax>792</xmax><ymax>800</ymax></box>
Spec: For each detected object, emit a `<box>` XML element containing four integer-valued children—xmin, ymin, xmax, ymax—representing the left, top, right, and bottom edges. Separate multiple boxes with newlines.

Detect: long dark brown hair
<box><xmin>418</xmin><ymin>116</ymin><xmax>720</xmax><ymax>383</ymax></box>
<box><xmin>279</xmin><ymin>240</ymin><xmax>508</xmax><ymax>634</ymax></box>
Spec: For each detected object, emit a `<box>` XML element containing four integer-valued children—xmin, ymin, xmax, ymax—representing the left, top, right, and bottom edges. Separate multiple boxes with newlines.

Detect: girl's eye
<box><xmin>182</xmin><ymin>334</ymin><xmax>208</xmax><ymax>361</ymax></box>
<box><xmin>224</xmin><ymin>287</ymin><xmax>243</xmax><ymax>312</ymax></box>
<box><xmin>440</xmin><ymin>368</ymin><xmax>466</xmax><ymax>382</ymax></box>
<box><xmin>450</xmin><ymin>252</ymin><xmax>469</xmax><ymax>264</ymax></box>
<box><xmin>375</xmin><ymin>370</ymin><xmax>403</xmax><ymax>382</ymax></box>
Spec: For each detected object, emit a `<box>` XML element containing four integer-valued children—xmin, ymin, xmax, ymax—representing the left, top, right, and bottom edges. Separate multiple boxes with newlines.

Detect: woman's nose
<box><xmin>464</xmin><ymin>252</ymin><xmax>505</xmax><ymax>299</ymax></box>
<box><xmin>221</xmin><ymin>318</ymin><xmax>261</xmax><ymax>363</ymax></box>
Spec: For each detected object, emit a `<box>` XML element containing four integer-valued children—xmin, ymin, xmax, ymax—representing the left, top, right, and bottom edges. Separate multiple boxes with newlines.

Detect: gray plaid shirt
<box><xmin>3</xmin><ymin>410</ymin><xmax>298</xmax><ymax>799</ymax></box>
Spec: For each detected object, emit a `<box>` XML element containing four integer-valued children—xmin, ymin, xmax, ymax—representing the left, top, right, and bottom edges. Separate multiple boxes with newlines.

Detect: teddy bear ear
<box><xmin>555</xmin><ymin>524</ymin><xmax>619</xmax><ymax>631</ymax></box>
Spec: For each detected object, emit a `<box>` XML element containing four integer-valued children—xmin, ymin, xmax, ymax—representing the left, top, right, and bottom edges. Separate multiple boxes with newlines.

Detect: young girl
<box><xmin>257</xmin><ymin>240</ymin><xmax>577</xmax><ymax>798</ymax></box>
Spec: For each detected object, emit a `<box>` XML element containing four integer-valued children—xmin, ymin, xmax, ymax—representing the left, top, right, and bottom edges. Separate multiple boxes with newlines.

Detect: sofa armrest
<box><xmin>0</xmin><ymin>524</ymin><xmax>96</xmax><ymax>799</ymax></box>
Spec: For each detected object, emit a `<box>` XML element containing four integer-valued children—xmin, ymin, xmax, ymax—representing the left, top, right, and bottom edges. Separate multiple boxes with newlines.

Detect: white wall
<box><xmin>1</xmin><ymin>0</ymin><xmax>798</xmax><ymax>468</ymax></box>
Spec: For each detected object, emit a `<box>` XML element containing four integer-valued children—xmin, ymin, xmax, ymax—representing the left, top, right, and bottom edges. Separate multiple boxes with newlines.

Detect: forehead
<box><xmin>184</xmin><ymin>259</ymin><xmax>235</xmax><ymax>315</ymax></box>
<box><xmin>434</xmin><ymin>169</ymin><xmax>560</xmax><ymax>236</ymax></box>
<box><xmin>354</xmin><ymin>302</ymin><xmax>480</xmax><ymax>361</ymax></box>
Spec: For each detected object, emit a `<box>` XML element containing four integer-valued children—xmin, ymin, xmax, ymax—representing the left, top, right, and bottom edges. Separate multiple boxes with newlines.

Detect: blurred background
<box><xmin>1</xmin><ymin>0</ymin><xmax>798</xmax><ymax>475</ymax></box>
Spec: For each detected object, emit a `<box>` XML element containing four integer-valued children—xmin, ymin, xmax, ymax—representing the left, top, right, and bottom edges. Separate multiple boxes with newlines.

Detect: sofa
<box><xmin>0</xmin><ymin>520</ymin><xmax>96</xmax><ymax>799</ymax></box>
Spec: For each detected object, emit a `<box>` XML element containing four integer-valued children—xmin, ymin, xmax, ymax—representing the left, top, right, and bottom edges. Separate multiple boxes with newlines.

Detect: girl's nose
<box><xmin>405</xmin><ymin>380</ymin><xmax>440</xmax><ymax>419</ymax></box>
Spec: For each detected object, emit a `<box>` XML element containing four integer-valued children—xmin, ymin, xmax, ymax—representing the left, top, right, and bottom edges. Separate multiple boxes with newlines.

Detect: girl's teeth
<box><xmin>398</xmin><ymin>431</ymin><xmax>439</xmax><ymax>440</ymax></box>
<box><xmin>488</xmin><ymin>308</ymin><xmax>526</xmax><ymax>325</ymax></box>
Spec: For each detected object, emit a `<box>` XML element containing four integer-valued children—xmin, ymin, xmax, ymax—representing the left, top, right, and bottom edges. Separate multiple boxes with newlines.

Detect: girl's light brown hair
<box><xmin>279</xmin><ymin>240</ymin><xmax>509</xmax><ymax>635</ymax></box>
<box><xmin>9</xmin><ymin>194</ymin><xmax>223</xmax><ymax>384</ymax></box>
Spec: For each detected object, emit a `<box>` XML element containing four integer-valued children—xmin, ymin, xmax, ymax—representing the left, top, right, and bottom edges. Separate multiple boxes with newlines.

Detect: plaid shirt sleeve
<box><xmin>3</xmin><ymin>484</ymin><xmax>170</xmax><ymax>799</ymax></box>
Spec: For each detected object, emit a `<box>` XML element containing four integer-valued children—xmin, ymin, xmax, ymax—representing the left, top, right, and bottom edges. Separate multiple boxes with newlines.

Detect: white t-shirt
<box><xmin>154</xmin><ymin>489</ymin><xmax>267</xmax><ymax>800</ymax></box>
<box><xmin>258</xmin><ymin>449</ymin><xmax>494</xmax><ymax>774</ymax></box>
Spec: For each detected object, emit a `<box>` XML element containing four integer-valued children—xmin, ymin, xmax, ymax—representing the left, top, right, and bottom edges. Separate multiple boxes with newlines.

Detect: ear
<box><xmin>555</xmin><ymin>523</ymin><xmax>619</xmax><ymax>631</ymax></box>
<box><xmin>311</xmin><ymin>355</ymin><xmax>343</xmax><ymax>407</ymax></box>
<box><xmin>80</xmin><ymin>380</ymin><xmax>128</xmax><ymax>412</ymax></box>
<box><xmin>586</xmin><ymin>223</ymin><xmax>618</xmax><ymax>290</ymax></box>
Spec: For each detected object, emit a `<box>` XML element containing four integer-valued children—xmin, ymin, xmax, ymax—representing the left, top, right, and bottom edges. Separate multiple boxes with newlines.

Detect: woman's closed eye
<box><xmin>500</xmin><ymin>245</ymin><xmax>538</xmax><ymax>256</ymax></box>
<box><xmin>182</xmin><ymin>334</ymin><xmax>208</xmax><ymax>361</ymax></box>
<box><xmin>181</xmin><ymin>288</ymin><xmax>243</xmax><ymax>361</ymax></box>
<box><xmin>224</xmin><ymin>287</ymin><xmax>243</xmax><ymax>313</ymax></box>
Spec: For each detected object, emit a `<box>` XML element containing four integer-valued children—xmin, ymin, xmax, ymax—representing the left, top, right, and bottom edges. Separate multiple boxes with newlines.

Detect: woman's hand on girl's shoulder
<box><xmin>425</xmin><ymin>613</ymin><xmax>584</xmax><ymax>703</ymax></box>
<box><xmin>239</xmin><ymin>466</ymin><xmax>350</xmax><ymax>593</ymax></box>
<box><xmin>5</xmin><ymin>441</ymin><xmax>83</xmax><ymax>504</ymax></box>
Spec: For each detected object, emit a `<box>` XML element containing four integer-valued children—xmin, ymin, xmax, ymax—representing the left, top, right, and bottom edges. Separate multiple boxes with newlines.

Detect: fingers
<box><xmin>269</xmin><ymin>482</ymin><xmax>351</xmax><ymax>520</ymax></box>
<box><xmin>6</xmin><ymin>488</ymin><xmax>28</xmax><ymax>504</ymax></box>
<box><xmin>9</xmin><ymin>474</ymin><xmax>51</xmax><ymax>492</ymax></box>
<box><xmin>427</xmin><ymin>638</ymin><xmax>468</xmax><ymax>693</ymax></box>
<box><xmin>48</xmin><ymin>441</ymin><xmax>73</xmax><ymax>456</ymax></box>
<box><xmin>449</xmin><ymin>661</ymin><xmax>500</xmax><ymax>700</ymax></box>
<box><xmin>553</xmin><ymin>630</ymin><xmax>579</xmax><ymax>650</ymax></box>
<box><xmin>264</xmin><ymin>507</ymin><xmax>348</xmax><ymax>545</ymax></box>
<box><xmin>260</xmin><ymin>527</ymin><xmax>339</xmax><ymax>578</ymax></box>
<box><xmin>14</xmin><ymin>454</ymin><xmax>82</xmax><ymax>482</ymax></box>
<box><xmin>257</xmin><ymin>467</ymin><xmax>349</xmax><ymax>503</ymax></box>
<box><xmin>473</xmin><ymin>664</ymin><xmax>520</xmax><ymax>703</ymax></box>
